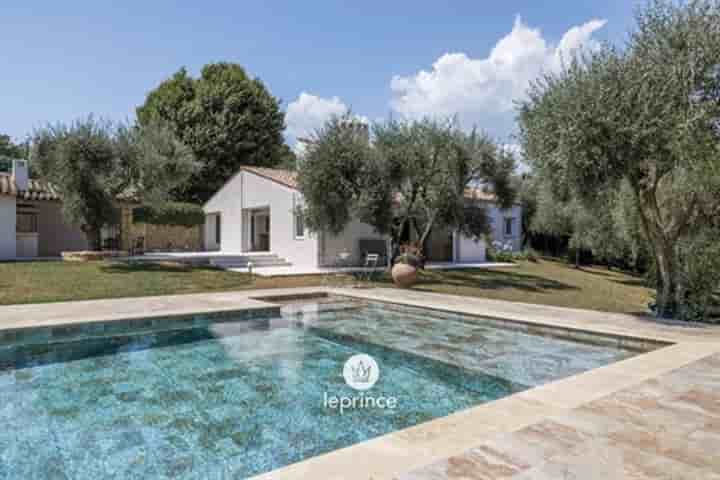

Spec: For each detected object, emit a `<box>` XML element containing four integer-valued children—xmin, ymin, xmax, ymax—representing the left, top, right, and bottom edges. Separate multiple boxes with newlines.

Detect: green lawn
<box><xmin>0</xmin><ymin>261</ymin><xmax>328</xmax><ymax>305</ymax></box>
<box><xmin>378</xmin><ymin>259</ymin><xmax>653</xmax><ymax>315</ymax></box>
<box><xmin>0</xmin><ymin>258</ymin><xmax>653</xmax><ymax>314</ymax></box>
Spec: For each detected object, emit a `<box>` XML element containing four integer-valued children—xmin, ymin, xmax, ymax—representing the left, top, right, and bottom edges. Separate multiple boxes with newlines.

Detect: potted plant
<box><xmin>392</xmin><ymin>244</ymin><xmax>423</xmax><ymax>288</ymax></box>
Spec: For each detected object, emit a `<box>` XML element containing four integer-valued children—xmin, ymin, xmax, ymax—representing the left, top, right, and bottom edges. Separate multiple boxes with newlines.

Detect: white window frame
<box><xmin>504</xmin><ymin>217</ymin><xmax>514</xmax><ymax>237</ymax></box>
<box><xmin>294</xmin><ymin>211</ymin><xmax>305</xmax><ymax>240</ymax></box>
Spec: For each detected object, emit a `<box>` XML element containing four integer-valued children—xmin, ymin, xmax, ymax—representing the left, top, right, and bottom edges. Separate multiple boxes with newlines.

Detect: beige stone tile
<box><xmin>397</xmin><ymin>445</ymin><xmax>532</xmax><ymax>480</ymax></box>
<box><xmin>608</xmin><ymin>422</ymin><xmax>720</xmax><ymax>471</ymax></box>
<box><xmin>512</xmin><ymin>442</ymin><xmax>720</xmax><ymax>480</ymax></box>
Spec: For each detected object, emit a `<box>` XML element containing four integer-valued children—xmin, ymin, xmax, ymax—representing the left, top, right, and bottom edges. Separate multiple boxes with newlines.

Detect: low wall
<box><xmin>130</xmin><ymin>223</ymin><xmax>203</xmax><ymax>252</ymax></box>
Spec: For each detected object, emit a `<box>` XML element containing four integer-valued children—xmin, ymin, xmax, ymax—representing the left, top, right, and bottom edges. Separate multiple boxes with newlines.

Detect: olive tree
<box><xmin>297</xmin><ymin>115</ymin><xmax>516</xmax><ymax>262</ymax></box>
<box><xmin>519</xmin><ymin>0</ymin><xmax>720</xmax><ymax>317</ymax></box>
<box><xmin>31</xmin><ymin>117</ymin><xmax>196</xmax><ymax>249</ymax></box>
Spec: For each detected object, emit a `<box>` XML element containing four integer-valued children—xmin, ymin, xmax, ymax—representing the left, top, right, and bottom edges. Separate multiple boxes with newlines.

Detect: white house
<box><xmin>0</xmin><ymin>159</ymin><xmax>88</xmax><ymax>260</ymax></box>
<box><xmin>202</xmin><ymin>166</ymin><xmax>522</xmax><ymax>268</ymax></box>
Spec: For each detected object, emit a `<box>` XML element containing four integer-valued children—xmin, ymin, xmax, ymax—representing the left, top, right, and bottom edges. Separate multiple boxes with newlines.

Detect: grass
<box><xmin>377</xmin><ymin>258</ymin><xmax>654</xmax><ymax>315</ymax></box>
<box><xmin>0</xmin><ymin>261</ymin><xmax>331</xmax><ymax>305</ymax></box>
<box><xmin>0</xmin><ymin>258</ymin><xmax>653</xmax><ymax>314</ymax></box>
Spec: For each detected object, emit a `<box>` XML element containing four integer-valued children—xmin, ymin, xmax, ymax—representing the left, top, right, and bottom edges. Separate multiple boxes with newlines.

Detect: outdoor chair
<box><xmin>361</xmin><ymin>252</ymin><xmax>382</xmax><ymax>282</ymax></box>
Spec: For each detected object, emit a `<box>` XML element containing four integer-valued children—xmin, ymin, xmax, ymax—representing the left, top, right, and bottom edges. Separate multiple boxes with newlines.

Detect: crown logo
<box><xmin>351</xmin><ymin>360</ymin><xmax>372</xmax><ymax>384</ymax></box>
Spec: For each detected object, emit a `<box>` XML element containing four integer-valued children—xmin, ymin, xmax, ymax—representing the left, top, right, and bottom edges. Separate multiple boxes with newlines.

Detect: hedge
<box><xmin>133</xmin><ymin>202</ymin><xmax>205</xmax><ymax>227</ymax></box>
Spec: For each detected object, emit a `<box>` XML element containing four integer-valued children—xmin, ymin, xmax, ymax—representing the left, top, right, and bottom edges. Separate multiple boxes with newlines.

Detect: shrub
<box><xmin>133</xmin><ymin>202</ymin><xmax>205</xmax><ymax>227</ymax></box>
<box><xmin>486</xmin><ymin>240</ymin><xmax>516</xmax><ymax>263</ymax></box>
<box><xmin>675</xmin><ymin>229</ymin><xmax>720</xmax><ymax>322</ymax></box>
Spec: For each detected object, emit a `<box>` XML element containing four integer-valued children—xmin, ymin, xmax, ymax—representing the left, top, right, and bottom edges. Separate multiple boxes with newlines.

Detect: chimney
<box><xmin>12</xmin><ymin>159</ymin><xmax>29</xmax><ymax>191</ymax></box>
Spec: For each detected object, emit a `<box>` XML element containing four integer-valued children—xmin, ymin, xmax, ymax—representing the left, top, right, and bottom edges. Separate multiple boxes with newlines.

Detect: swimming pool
<box><xmin>0</xmin><ymin>297</ymin><xmax>644</xmax><ymax>479</ymax></box>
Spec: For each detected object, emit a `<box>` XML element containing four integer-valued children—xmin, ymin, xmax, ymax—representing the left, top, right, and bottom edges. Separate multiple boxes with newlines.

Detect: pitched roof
<box><xmin>0</xmin><ymin>173</ymin><xmax>62</xmax><ymax>201</ymax></box>
<box><xmin>241</xmin><ymin>166</ymin><xmax>298</xmax><ymax>190</ymax></box>
<box><xmin>236</xmin><ymin>167</ymin><xmax>514</xmax><ymax>205</ymax></box>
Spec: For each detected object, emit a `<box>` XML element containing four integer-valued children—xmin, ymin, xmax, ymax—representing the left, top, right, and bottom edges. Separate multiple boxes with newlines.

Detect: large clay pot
<box><xmin>392</xmin><ymin>263</ymin><xmax>418</xmax><ymax>288</ymax></box>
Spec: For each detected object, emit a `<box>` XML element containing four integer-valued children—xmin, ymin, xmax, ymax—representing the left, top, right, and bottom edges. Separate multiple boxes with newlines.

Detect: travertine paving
<box><xmin>399</xmin><ymin>353</ymin><xmax>720</xmax><ymax>479</ymax></box>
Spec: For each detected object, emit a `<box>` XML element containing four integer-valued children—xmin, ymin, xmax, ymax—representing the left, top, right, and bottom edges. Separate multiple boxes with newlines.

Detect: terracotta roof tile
<box><xmin>0</xmin><ymin>173</ymin><xmax>61</xmax><ymax>201</ymax></box>
<box><xmin>464</xmin><ymin>187</ymin><xmax>499</xmax><ymax>202</ymax></box>
<box><xmin>237</xmin><ymin>167</ymin><xmax>515</xmax><ymax>206</ymax></box>
<box><xmin>241</xmin><ymin>166</ymin><xmax>298</xmax><ymax>190</ymax></box>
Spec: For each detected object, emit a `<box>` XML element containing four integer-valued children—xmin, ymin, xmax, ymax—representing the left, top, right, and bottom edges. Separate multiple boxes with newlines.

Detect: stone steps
<box><xmin>210</xmin><ymin>253</ymin><xmax>292</xmax><ymax>269</ymax></box>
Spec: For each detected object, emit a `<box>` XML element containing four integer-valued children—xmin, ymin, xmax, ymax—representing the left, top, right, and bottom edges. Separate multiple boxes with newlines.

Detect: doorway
<box><xmin>250</xmin><ymin>209</ymin><xmax>270</xmax><ymax>251</ymax></box>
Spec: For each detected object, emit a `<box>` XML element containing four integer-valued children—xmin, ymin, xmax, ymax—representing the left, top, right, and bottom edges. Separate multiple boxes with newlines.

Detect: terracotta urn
<box><xmin>391</xmin><ymin>262</ymin><xmax>418</xmax><ymax>288</ymax></box>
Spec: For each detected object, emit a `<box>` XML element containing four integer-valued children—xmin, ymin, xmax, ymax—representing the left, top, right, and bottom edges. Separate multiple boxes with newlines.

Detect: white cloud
<box><xmin>390</xmin><ymin>16</ymin><xmax>606</xmax><ymax>137</ymax></box>
<box><xmin>286</xmin><ymin>92</ymin><xmax>370</xmax><ymax>153</ymax></box>
<box><xmin>286</xmin><ymin>92</ymin><xmax>349</xmax><ymax>141</ymax></box>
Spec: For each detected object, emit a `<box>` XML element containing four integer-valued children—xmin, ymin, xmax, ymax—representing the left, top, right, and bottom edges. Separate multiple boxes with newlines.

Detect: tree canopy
<box><xmin>297</xmin><ymin>115</ymin><xmax>517</xmax><ymax>261</ymax></box>
<box><xmin>0</xmin><ymin>134</ymin><xmax>24</xmax><ymax>171</ymax></box>
<box><xmin>31</xmin><ymin>117</ymin><xmax>197</xmax><ymax>249</ymax></box>
<box><xmin>519</xmin><ymin>0</ymin><xmax>720</xmax><ymax>318</ymax></box>
<box><xmin>137</xmin><ymin>62</ymin><xmax>292</xmax><ymax>203</ymax></box>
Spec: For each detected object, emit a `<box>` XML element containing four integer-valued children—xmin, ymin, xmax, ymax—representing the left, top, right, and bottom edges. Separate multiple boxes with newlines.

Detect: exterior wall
<box><xmin>320</xmin><ymin>220</ymin><xmax>388</xmax><ymax>267</ymax></box>
<box><xmin>0</xmin><ymin>196</ymin><xmax>16</xmax><ymax>260</ymax></box>
<box><xmin>204</xmin><ymin>171</ymin><xmax>320</xmax><ymax>267</ymax></box>
<box><xmin>486</xmin><ymin>204</ymin><xmax>523</xmax><ymax>251</ymax></box>
<box><xmin>33</xmin><ymin>201</ymin><xmax>88</xmax><ymax>256</ymax></box>
<box><xmin>203</xmin><ymin>171</ymin><xmax>244</xmax><ymax>252</ymax></box>
<box><xmin>455</xmin><ymin>233</ymin><xmax>487</xmax><ymax>262</ymax></box>
<box><xmin>131</xmin><ymin>223</ymin><xmax>202</xmax><ymax>251</ymax></box>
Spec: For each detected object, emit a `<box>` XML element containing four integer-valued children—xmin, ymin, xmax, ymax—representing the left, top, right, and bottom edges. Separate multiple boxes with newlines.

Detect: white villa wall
<box><xmin>204</xmin><ymin>171</ymin><xmax>244</xmax><ymax>253</ymax></box>
<box><xmin>248</xmin><ymin>174</ymin><xmax>319</xmax><ymax>267</ymax></box>
<box><xmin>204</xmin><ymin>171</ymin><xmax>320</xmax><ymax>267</ymax></box>
<box><xmin>487</xmin><ymin>204</ymin><xmax>523</xmax><ymax>251</ymax></box>
<box><xmin>203</xmin><ymin>169</ymin><xmax>522</xmax><ymax>268</ymax></box>
<box><xmin>0</xmin><ymin>196</ymin><xmax>16</xmax><ymax>260</ymax></box>
<box><xmin>320</xmin><ymin>220</ymin><xmax>388</xmax><ymax>266</ymax></box>
<box><xmin>455</xmin><ymin>233</ymin><xmax>487</xmax><ymax>262</ymax></box>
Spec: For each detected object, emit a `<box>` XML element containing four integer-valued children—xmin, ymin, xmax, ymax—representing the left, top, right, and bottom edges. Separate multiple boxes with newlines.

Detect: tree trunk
<box><xmin>654</xmin><ymin>238</ymin><xmax>678</xmax><ymax>318</ymax></box>
<box><xmin>630</xmin><ymin>179</ymin><xmax>683</xmax><ymax>319</ymax></box>
<box><xmin>575</xmin><ymin>248</ymin><xmax>580</xmax><ymax>269</ymax></box>
<box><xmin>85</xmin><ymin>228</ymin><xmax>102</xmax><ymax>251</ymax></box>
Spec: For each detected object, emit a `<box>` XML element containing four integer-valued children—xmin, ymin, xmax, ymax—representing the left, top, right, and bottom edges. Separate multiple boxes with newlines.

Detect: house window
<box><xmin>294</xmin><ymin>211</ymin><xmax>305</xmax><ymax>239</ymax></box>
<box><xmin>504</xmin><ymin>217</ymin><xmax>514</xmax><ymax>236</ymax></box>
<box><xmin>16</xmin><ymin>212</ymin><xmax>38</xmax><ymax>234</ymax></box>
<box><xmin>215</xmin><ymin>215</ymin><xmax>221</xmax><ymax>244</ymax></box>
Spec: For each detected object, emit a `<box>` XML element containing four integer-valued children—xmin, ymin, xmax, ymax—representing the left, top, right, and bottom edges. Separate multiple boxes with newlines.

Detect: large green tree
<box><xmin>31</xmin><ymin>118</ymin><xmax>197</xmax><ymax>249</ymax></box>
<box><xmin>298</xmin><ymin>115</ymin><xmax>516</xmax><ymax>261</ymax></box>
<box><xmin>137</xmin><ymin>63</ymin><xmax>290</xmax><ymax>202</ymax></box>
<box><xmin>519</xmin><ymin>0</ymin><xmax>720</xmax><ymax>317</ymax></box>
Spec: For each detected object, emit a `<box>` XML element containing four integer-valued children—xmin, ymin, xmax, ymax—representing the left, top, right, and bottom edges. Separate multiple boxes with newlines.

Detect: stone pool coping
<box><xmin>1</xmin><ymin>287</ymin><xmax>720</xmax><ymax>479</ymax></box>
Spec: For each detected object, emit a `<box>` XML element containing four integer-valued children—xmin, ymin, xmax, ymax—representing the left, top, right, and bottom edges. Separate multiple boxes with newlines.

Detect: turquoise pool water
<box><xmin>0</xmin><ymin>299</ymin><xmax>637</xmax><ymax>479</ymax></box>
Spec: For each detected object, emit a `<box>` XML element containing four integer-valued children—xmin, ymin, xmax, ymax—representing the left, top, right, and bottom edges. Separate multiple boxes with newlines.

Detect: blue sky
<box><xmin>1</xmin><ymin>1</ymin><xmax>636</xmax><ymax>148</ymax></box>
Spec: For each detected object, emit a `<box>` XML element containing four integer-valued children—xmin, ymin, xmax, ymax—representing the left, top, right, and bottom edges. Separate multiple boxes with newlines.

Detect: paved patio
<box><xmin>1</xmin><ymin>287</ymin><xmax>719</xmax><ymax>479</ymax></box>
<box><xmin>400</xmin><ymin>353</ymin><xmax>720</xmax><ymax>479</ymax></box>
